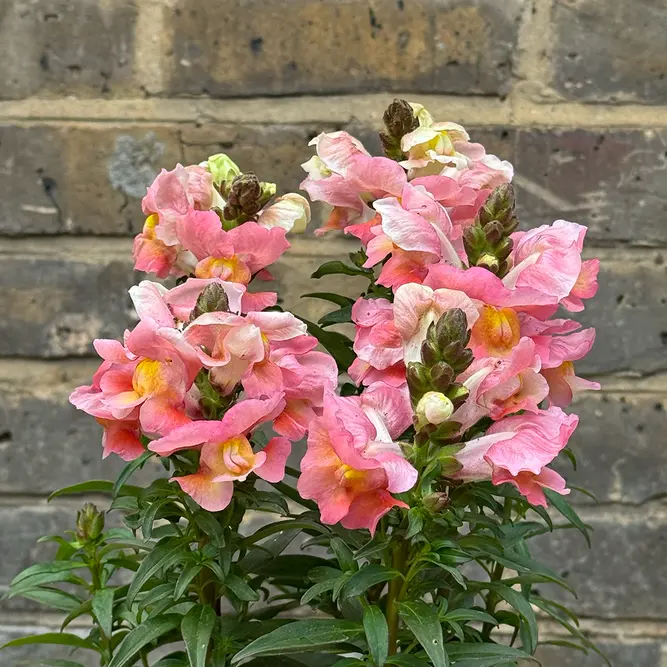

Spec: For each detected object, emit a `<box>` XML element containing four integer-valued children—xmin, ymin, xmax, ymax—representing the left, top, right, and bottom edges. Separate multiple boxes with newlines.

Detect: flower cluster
<box><xmin>299</xmin><ymin>99</ymin><xmax>600</xmax><ymax>518</ymax></box>
<box><xmin>71</xmin><ymin>100</ymin><xmax>599</xmax><ymax>532</ymax></box>
<box><xmin>71</xmin><ymin>156</ymin><xmax>336</xmax><ymax>512</ymax></box>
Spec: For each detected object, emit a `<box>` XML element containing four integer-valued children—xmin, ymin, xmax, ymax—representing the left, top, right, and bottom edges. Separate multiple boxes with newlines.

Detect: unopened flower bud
<box><xmin>76</xmin><ymin>503</ymin><xmax>104</xmax><ymax>543</ymax></box>
<box><xmin>476</xmin><ymin>253</ymin><xmax>500</xmax><ymax>273</ymax></box>
<box><xmin>429</xmin><ymin>362</ymin><xmax>454</xmax><ymax>392</ymax></box>
<box><xmin>226</xmin><ymin>173</ymin><xmax>263</xmax><ymax>216</ymax></box>
<box><xmin>191</xmin><ymin>283</ymin><xmax>229</xmax><ymax>320</ymax></box>
<box><xmin>423</xmin><ymin>492</ymin><xmax>449</xmax><ymax>514</ymax></box>
<box><xmin>207</xmin><ymin>153</ymin><xmax>241</xmax><ymax>187</ymax></box>
<box><xmin>416</xmin><ymin>391</ymin><xmax>454</xmax><ymax>429</ymax></box>
<box><xmin>383</xmin><ymin>98</ymin><xmax>419</xmax><ymax>139</ymax></box>
<box><xmin>446</xmin><ymin>384</ymin><xmax>470</xmax><ymax>410</ymax></box>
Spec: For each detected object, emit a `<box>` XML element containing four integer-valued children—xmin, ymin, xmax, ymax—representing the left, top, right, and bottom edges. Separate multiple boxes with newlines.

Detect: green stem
<box><xmin>482</xmin><ymin>498</ymin><xmax>513</xmax><ymax>640</ymax></box>
<box><xmin>386</xmin><ymin>539</ymin><xmax>409</xmax><ymax>655</ymax></box>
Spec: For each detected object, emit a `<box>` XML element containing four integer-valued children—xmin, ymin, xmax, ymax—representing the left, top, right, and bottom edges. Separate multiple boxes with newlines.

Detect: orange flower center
<box><xmin>209</xmin><ymin>436</ymin><xmax>256</xmax><ymax>478</ymax></box>
<box><xmin>472</xmin><ymin>306</ymin><xmax>521</xmax><ymax>356</ymax></box>
<box><xmin>195</xmin><ymin>256</ymin><xmax>251</xmax><ymax>284</ymax></box>
<box><xmin>132</xmin><ymin>359</ymin><xmax>169</xmax><ymax>397</ymax></box>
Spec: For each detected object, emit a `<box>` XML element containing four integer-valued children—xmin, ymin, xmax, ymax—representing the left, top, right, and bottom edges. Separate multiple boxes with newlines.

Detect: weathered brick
<box><xmin>0</xmin><ymin>624</ymin><xmax>97</xmax><ymax>665</ymax></box>
<box><xmin>513</xmin><ymin>128</ymin><xmax>667</xmax><ymax>245</ymax></box>
<box><xmin>0</xmin><ymin>0</ymin><xmax>137</xmax><ymax>99</ymax></box>
<box><xmin>537</xmin><ymin>640</ymin><xmax>661</xmax><ymax>667</ymax></box>
<box><xmin>0</xmin><ymin>363</ymin><xmax>164</xmax><ymax>493</ymax></box>
<box><xmin>559</xmin><ymin>393</ymin><xmax>667</xmax><ymax>505</ymax></box>
<box><xmin>165</xmin><ymin>0</ymin><xmax>522</xmax><ymax>97</ymax></box>
<box><xmin>0</xmin><ymin>125</ymin><xmax>181</xmax><ymax>235</ymax></box>
<box><xmin>575</xmin><ymin>252</ymin><xmax>667</xmax><ymax>376</ymax></box>
<box><xmin>530</xmin><ymin>512</ymin><xmax>667</xmax><ymax>618</ymax></box>
<box><xmin>0</xmin><ymin>250</ymin><xmax>136</xmax><ymax>357</ymax></box>
<box><xmin>551</xmin><ymin>0</ymin><xmax>667</xmax><ymax>103</ymax></box>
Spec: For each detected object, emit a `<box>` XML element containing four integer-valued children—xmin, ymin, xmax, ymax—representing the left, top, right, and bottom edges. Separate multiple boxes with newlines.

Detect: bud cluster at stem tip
<box><xmin>407</xmin><ymin>308</ymin><xmax>473</xmax><ymax>432</ymax></box>
<box><xmin>463</xmin><ymin>183</ymin><xmax>519</xmax><ymax>277</ymax></box>
<box><xmin>379</xmin><ymin>98</ymin><xmax>419</xmax><ymax>161</ymax></box>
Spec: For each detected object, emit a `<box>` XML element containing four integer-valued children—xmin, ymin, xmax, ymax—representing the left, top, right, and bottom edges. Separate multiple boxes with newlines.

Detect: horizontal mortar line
<box><xmin>0</xmin><ymin>236</ymin><xmax>664</xmax><ymax>262</ymax></box>
<box><xmin>1</xmin><ymin>95</ymin><xmax>667</xmax><ymax>128</ymax></box>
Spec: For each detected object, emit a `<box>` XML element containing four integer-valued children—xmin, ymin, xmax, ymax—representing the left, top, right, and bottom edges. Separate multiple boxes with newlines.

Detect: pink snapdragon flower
<box><xmin>176</xmin><ymin>212</ymin><xmax>289</xmax><ymax>284</ymax></box>
<box><xmin>70</xmin><ymin>318</ymin><xmax>201</xmax><ymax>437</ymax></box>
<box><xmin>133</xmin><ymin>165</ymin><xmax>215</xmax><ymax>278</ymax></box>
<box><xmin>298</xmin><ymin>385</ymin><xmax>416</xmax><ymax>534</ymax></box>
<box><xmin>184</xmin><ymin>310</ymin><xmax>307</xmax><ymax>397</ymax></box>
<box><xmin>454</xmin><ymin>407</ymin><xmax>578</xmax><ymax>507</ymax></box>
<box><xmin>149</xmin><ymin>395</ymin><xmax>289</xmax><ymax>511</ymax></box>
<box><xmin>504</xmin><ymin>221</ymin><xmax>598</xmax><ymax>309</ymax></box>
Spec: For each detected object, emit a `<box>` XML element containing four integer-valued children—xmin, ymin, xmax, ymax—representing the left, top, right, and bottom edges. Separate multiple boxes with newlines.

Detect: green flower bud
<box><xmin>190</xmin><ymin>283</ymin><xmax>229</xmax><ymax>321</ymax></box>
<box><xmin>416</xmin><ymin>391</ymin><xmax>454</xmax><ymax>429</ymax></box>
<box><xmin>423</xmin><ymin>492</ymin><xmax>449</xmax><ymax>514</ymax></box>
<box><xmin>446</xmin><ymin>383</ymin><xmax>470</xmax><ymax>410</ymax></box>
<box><xmin>207</xmin><ymin>153</ymin><xmax>241</xmax><ymax>187</ymax></box>
<box><xmin>76</xmin><ymin>503</ymin><xmax>104</xmax><ymax>543</ymax></box>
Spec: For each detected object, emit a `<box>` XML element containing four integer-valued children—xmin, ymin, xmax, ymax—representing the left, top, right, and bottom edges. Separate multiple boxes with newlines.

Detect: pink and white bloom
<box><xmin>454</xmin><ymin>407</ymin><xmax>578</xmax><ymax>507</ymax></box>
<box><xmin>185</xmin><ymin>310</ymin><xmax>307</xmax><ymax>397</ymax></box>
<box><xmin>504</xmin><ymin>221</ymin><xmax>590</xmax><ymax>306</ymax></box>
<box><xmin>256</xmin><ymin>193</ymin><xmax>311</xmax><ymax>234</ymax></box>
<box><xmin>176</xmin><ymin>212</ymin><xmax>289</xmax><ymax>285</ymax></box>
<box><xmin>149</xmin><ymin>395</ymin><xmax>289</xmax><ymax>511</ymax></box>
<box><xmin>298</xmin><ymin>386</ymin><xmax>416</xmax><ymax>534</ymax></box>
<box><xmin>70</xmin><ymin>318</ymin><xmax>201</xmax><ymax>437</ymax></box>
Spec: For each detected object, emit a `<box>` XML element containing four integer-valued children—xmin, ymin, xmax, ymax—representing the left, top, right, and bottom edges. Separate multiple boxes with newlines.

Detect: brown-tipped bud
<box><xmin>446</xmin><ymin>383</ymin><xmax>470</xmax><ymax>410</ymax></box>
<box><xmin>383</xmin><ymin>98</ymin><xmax>418</xmax><ymax>139</ymax></box>
<box><xmin>423</xmin><ymin>492</ymin><xmax>449</xmax><ymax>514</ymax></box>
<box><xmin>495</xmin><ymin>237</ymin><xmax>514</xmax><ymax>262</ymax></box>
<box><xmin>420</xmin><ymin>339</ymin><xmax>441</xmax><ymax>367</ymax></box>
<box><xmin>226</xmin><ymin>172</ymin><xmax>263</xmax><ymax>216</ymax></box>
<box><xmin>407</xmin><ymin>362</ymin><xmax>431</xmax><ymax>396</ymax></box>
<box><xmin>76</xmin><ymin>503</ymin><xmax>104</xmax><ymax>542</ymax></box>
<box><xmin>191</xmin><ymin>283</ymin><xmax>229</xmax><ymax>321</ymax></box>
<box><xmin>429</xmin><ymin>362</ymin><xmax>454</xmax><ymax>392</ymax></box>
<box><xmin>476</xmin><ymin>183</ymin><xmax>515</xmax><ymax>228</ymax></box>
<box><xmin>482</xmin><ymin>220</ymin><xmax>504</xmax><ymax>246</ymax></box>
<box><xmin>436</xmin><ymin>309</ymin><xmax>468</xmax><ymax>348</ymax></box>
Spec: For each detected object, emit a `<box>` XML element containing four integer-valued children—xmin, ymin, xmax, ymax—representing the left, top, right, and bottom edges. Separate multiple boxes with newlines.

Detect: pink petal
<box><xmin>255</xmin><ymin>437</ymin><xmax>292</xmax><ymax>482</ymax></box>
<box><xmin>341</xmin><ymin>490</ymin><xmax>408</xmax><ymax>535</ymax></box>
<box><xmin>173</xmin><ymin>470</ymin><xmax>234</xmax><ymax>511</ymax></box>
<box><xmin>242</xmin><ymin>291</ymin><xmax>278</xmax><ymax>313</ymax></box>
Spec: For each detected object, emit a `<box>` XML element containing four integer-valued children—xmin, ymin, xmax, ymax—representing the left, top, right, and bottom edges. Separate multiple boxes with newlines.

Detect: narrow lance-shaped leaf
<box><xmin>231</xmin><ymin>620</ymin><xmax>364</xmax><ymax>663</ymax></box>
<box><xmin>398</xmin><ymin>601</ymin><xmax>449</xmax><ymax>667</ymax></box>
<box><xmin>92</xmin><ymin>588</ymin><xmax>114</xmax><ymax>639</ymax></box>
<box><xmin>108</xmin><ymin>615</ymin><xmax>182</xmax><ymax>667</ymax></box>
<box><xmin>182</xmin><ymin>604</ymin><xmax>217</xmax><ymax>667</ymax></box>
<box><xmin>363</xmin><ymin>605</ymin><xmax>389</xmax><ymax>667</ymax></box>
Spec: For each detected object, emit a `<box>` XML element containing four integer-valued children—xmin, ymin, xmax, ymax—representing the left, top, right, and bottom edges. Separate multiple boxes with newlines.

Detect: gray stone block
<box><xmin>551</xmin><ymin>0</ymin><xmax>667</xmax><ymax>103</ymax></box>
<box><xmin>558</xmin><ymin>393</ymin><xmax>667</xmax><ymax>505</ymax></box>
<box><xmin>537</xmin><ymin>640</ymin><xmax>661</xmax><ymax>667</ymax></box>
<box><xmin>530</xmin><ymin>513</ymin><xmax>667</xmax><ymax>619</ymax></box>
<box><xmin>0</xmin><ymin>0</ymin><xmax>138</xmax><ymax>99</ymax></box>
<box><xmin>165</xmin><ymin>0</ymin><xmax>522</xmax><ymax>97</ymax></box>
<box><xmin>0</xmin><ymin>125</ymin><xmax>181</xmax><ymax>235</ymax></box>
<box><xmin>0</xmin><ymin>254</ymin><xmax>137</xmax><ymax>357</ymax></box>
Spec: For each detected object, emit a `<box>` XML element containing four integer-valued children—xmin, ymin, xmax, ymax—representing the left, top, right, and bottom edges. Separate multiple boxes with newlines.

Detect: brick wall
<box><xmin>1</xmin><ymin>1</ymin><xmax>666</xmax><ymax>665</ymax></box>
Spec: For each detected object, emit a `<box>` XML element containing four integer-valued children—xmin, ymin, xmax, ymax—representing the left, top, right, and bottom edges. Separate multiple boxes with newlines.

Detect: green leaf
<box><xmin>91</xmin><ymin>589</ymin><xmax>114</xmax><ymax>639</ymax></box>
<box><xmin>226</xmin><ymin>574</ymin><xmax>260</xmax><ymax>602</ymax></box>
<box><xmin>126</xmin><ymin>538</ymin><xmax>187</xmax><ymax>607</ymax></box>
<box><xmin>398</xmin><ymin>601</ymin><xmax>449</xmax><ymax>667</ymax></box>
<box><xmin>487</xmin><ymin>584</ymin><xmax>537</xmax><ymax>654</ymax></box>
<box><xmin>142</xmin><ymin>498</ymin><xmax>176</xmax><ymax>540</ymax></box>
<box><xmin>386</xmin><ymin>655</ymin><xmax>430</xmax><ymax>667</ymax></box>
<box><xmin>311</xmin><ymin>260</ymin><xmax>372</xmax><ymax>279</ymax></box>
<box><xmin>113</xmin><ymin>451</ymin><xmax>152</xmax><ymax>499</ymax></box>
<box><xmin>319</xmin><ymin>305</ymin><xmax>353</xmax><ymax>328</ymax></box>
<box><xmin>301</xmin><ymin>579</ymin><xmax>338</xmax><ymax>606</ymax></box>
<box><xmin>19</xmin><ymin>587</ymin><xmax>82</xmax><ymax>612</ymax></box>
<box><xmin>363</xmin><ymin>605</ymin><xmax>388</xmax><ymax>667</ymax></box>
<box><xmin>1</xmin><ymin>633</ymin><xmax>97</xmax><ymax>652</ymax></box>
<box><xmin>406</xmin><ymin>508</ymin><xmax>425</xmax><ymax>540</ymax></box>
<box><xmin>544</xmin><ymin>489</ymin><xmax>592</xmax><ymax>547</ymax></box>
<box><xmin>341</xmin><ymin>565</ymin><xmax>401</xmax><ymax>599</ymax></box>
<box><xmin>442</xmin><ymin>609</ymin><xmax>498</xmax><ymax>626</ymax></box>
<box><xmin>60</xmin><ymin>600</ymin><xmax>93</xmax><ymax>632</ymax></box>
<box><xmin>299</xmin><ymin>318</ymin><xmax>355</xmax><ymax>371</ymax></box>
<box><xmin>330</xmin><ymin>537</ymin><xmax>356</xmax><ymax>572</ymax></box>
<box><xmin>181</xmin><ymin>604</ymin><xmax>217</xmax><ymax>667</ymax></box>
<box><xmin>193</xmin><ymin>511</ymin><xmax>226</xmax><ymax>548</ymax></box>
<box><xmin>108</xmin><ymin>615</ymin><xmax>181</xmax><ymax>667</ymax></box>
<box><xmin>8</xmin><ymin>562</ymin><xmax>88</xmax><ymax>597</ymax></box>
<box><xmin>302</xmin><ymin>293</ymin><xmax>355</xmax><ymax>308</ymax></box>
<box><xmin>445</xmin><ymin>642</ymin><xmax>537</xmax><ymax>665</ymax></box>
<box><xmin>175</xmin><ymin>563</ymin><xmax>204</xmax><ymax>600</ymax></box>
<box><xmin>241</xmin><ymin>520</ymin><xmax>329</xmax><ymax>548</ymax></box>
<box><xmin>48</xmin><ymin>480</ymin><xmax>141</xmax><ymax>501</ymax></box>
<box><xmin>231</xmin><ymin>620</ymin><xmax>364</xmax><ymax>663</ymax></box>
